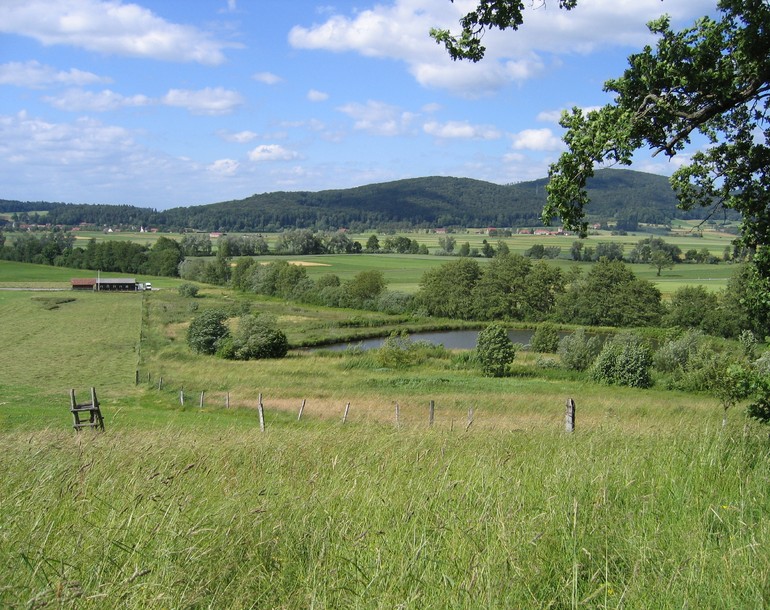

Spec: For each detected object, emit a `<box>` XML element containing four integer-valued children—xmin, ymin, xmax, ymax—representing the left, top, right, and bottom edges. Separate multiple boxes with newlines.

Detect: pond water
<box><xmin>318</xmin><ymin>329</ymin><xmax>551</xmax><ymax>352</ymax></box>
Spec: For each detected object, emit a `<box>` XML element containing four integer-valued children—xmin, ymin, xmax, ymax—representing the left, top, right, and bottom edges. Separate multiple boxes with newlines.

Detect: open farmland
<box><xmin>0</xmin><ymin>261</ymin><xmax>768</xmax><ymax>608</ymax></box>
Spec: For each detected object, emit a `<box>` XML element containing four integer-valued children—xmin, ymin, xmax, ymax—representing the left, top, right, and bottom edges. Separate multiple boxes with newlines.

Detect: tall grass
<box><xmin>1</xmin><ymin>423</ymin><xmax>768</xmax><ymax>608</ymax></box>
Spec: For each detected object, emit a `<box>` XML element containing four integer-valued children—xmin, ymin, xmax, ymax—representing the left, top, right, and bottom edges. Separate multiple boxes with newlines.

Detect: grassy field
<box><xmin>1</xmin><ymin>262</ymin><xmax>769</xmax><ymax>608</ymax></box>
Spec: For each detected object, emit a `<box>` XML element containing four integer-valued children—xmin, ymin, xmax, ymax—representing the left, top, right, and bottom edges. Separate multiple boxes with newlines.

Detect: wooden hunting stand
<box><xmin>70</xmin><ymin>387</ymin><xmax>104</xmax><ymax>432</ymax></box>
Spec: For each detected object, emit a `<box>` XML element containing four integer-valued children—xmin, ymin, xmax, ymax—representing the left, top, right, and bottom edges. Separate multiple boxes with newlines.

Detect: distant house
<box><xmin>71</xmin><ymin>278</ymin><xmax>141</xmax><ymax>291</ymax></box>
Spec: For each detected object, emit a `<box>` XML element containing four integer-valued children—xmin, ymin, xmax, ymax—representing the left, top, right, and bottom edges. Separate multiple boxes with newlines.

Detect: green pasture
<box><xmin>1</xmin><ymin>264</ymin><xmax>769</xmax><ymax>608</ymax></box>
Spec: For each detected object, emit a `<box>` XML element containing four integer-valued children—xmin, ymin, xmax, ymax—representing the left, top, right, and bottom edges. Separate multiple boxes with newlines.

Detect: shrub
<box><xmin>178</xmin><ymin>283</ymin><xmax>199</xmax><ymax>298</ymax></box>
<box><xmin>653</xmin><ymin>329</ymin><xmax>704</xmax><ymax>374</ymax></box>
<box><xmin>476</xmin><ymin>323</ymin><xmax>517</xmax><ymax>377</ymax></box>
<box><xmin>530</xmin><ymin>322</ymin><xmax>560</xmax><ymax>353</ymax></box>
<box><xmin>227</xmin><ymin>315</ymin><xmax>289</xmax><ymax>360</ymax></box>
<box><xmin>557</xmin><ymin>328</ymin><xmax>602</xmax><ymax>371</ymax></box>
<box><xmin>186</xmin><ymin>309</ymin><xmax>230</xmax><ymax>355</ymax></box>
<box><xmin>376</xmin><ymin>331</ymin><xmax>420</xmax><ymax>369</ymax></box>
<box><xmin>738</xmin><ymin>329</ymin><xmax>758</xmax><ymax>359</ymax></box>
<box><xmin>754</xmin><ymin>350</ymin><xmax>770</xmax><ymax>376</ymax></box>
<box><xmin>591</xmin><ymin>334</ymin><xmax>653</xmax><ymax>388</ymax></box>
<box><xmin>376</xmin><ymin>291</ymin><xmax>414</xmax><ymax>315</ymax></box>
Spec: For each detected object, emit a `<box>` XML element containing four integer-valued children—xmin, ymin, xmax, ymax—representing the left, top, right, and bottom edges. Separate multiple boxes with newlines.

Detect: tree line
<box><xmin>0</xmin><ymin>232</ymin><xmax>183</xmax><ymax>277</ymax></box>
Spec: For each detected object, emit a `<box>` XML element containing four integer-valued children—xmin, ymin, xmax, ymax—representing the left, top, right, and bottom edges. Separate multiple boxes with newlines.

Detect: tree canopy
<box><xmin>434</xmin><ymin>0</ymin><xmax>770</xmax><ymax>317</ymax></box>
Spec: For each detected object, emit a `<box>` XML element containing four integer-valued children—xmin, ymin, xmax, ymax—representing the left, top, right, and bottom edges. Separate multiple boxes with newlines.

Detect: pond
<box><xmin>317</xmin><ymin>328</ymin><xmax>556</xmax><ymax>352</ymax></box>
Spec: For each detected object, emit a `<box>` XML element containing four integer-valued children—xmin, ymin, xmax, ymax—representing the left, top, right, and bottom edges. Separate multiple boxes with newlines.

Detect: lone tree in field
<box><xmin>650</xmin><ymin>249</ymin><xmax>675</xmax><ymax>277</ymax></box>
<box><xmin>433</xmin><ymin>0</ymin><xmax>770</xmax><ymax>336</ymax></box>
<box><xmin>476</xmin><ymin>323</ymin><xmax>517</xmax><ymax>377</ymax></box>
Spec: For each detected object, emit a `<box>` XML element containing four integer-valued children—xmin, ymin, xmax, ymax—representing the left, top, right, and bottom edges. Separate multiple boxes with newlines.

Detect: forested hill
<box><xmin>19</xmin><ymin>169</ymin><xmax>722</xmax><ymax>232</ymax></box>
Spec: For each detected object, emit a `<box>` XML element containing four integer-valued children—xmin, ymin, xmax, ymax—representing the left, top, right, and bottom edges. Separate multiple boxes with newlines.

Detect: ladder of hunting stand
<box><xmin>70</xmin><ymin>387</ymin><xmax>104</xmax><ymax>431</ymax></box>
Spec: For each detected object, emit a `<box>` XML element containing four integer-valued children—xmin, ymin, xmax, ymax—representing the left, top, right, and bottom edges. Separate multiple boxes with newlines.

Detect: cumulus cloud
<box><xmin>0</xmin><ymin>0</ymin><xmax>233</xmax><ymax>64</ymax></box>
<box><xmin>219</xmin><ymin>130</ymin><xmax>258</xmax><ymax>143</ymax></box>
<box><xmin>248</xmin><ymin>144</ymin><xmax>299</xmax><ymax>162</ymax></box>
<box><xmin>511</xmin><ymin>128</ymin><xmax>564</xmax><ymax>151</ymax></box>
<box><xmin>0</xmin><ymin>110</ymin><xmax>135</xmax><ymax>164</ymax></box>
<box><xmin>207</xmin><ymin>158</ymin><xmax>239</xmax><ymax>175</ymax></box>
<box><xmin>337</xmin><ymin>100</ymin><xmax>415</xmax><ymax>136</ymax></box>
<box><xmin>423</xmin><ymin>120</ymin><xmax>501</xmax><ymax>140</ymax></box>
<box><xmin>253</xmin><ymin>71</ymin><xmax>283</xmax><ymax>85</ymax></box>
<box><xmin>162</xmin><ymin>87</ymin><xmax>244</xmax><ymax>115</ymax></box>
<box><xmin>44</xmin><ymin>88</ymin><xmax>151</xmax><ymax>112</ymax></box>
<box><xmin>307</xmin><ymin>89</ymin><xmax>329</xmax><ymax>102</ymax></box>
<box><xmin>0</xmin><ymin>60</ymin><xmax>111</xmax><ymax>89</ymax></box>
<box><xmin>289</xmin><ymin>0</ymin><xmax>708</xmax><ymax>95</ymax></box>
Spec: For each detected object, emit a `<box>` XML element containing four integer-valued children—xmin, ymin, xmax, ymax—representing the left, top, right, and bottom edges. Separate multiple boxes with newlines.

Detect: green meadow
<box><xmin>1</xmin><ymin>259</ymin><xmax>768</xmax><ymax>608</ymax></box>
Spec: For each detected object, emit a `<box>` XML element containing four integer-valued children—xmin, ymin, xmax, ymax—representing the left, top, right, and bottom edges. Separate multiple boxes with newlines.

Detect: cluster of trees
<box><xmin>0</xmin><ymin>231</ymin><xmax>184</xmax><ymax>277</ymax></box>
<box><xmin>229</xmin><ymin>259</ymin><xmax>407</xmax><ymax>313</ymax></box>
<box><xmin>417</xmin><ymin>255</ymin><xmax>565</xmax><ymax>322</ymax></box>
<box><xmin>185</xmin><ymin>308</ymin><xmax>288</xmax><ymax>361</ymax></box>
<box><xmin>565</xmin><ymin>237</ymin><xmax>744</xmax><ymax>276</ymax></box>
<box><xmin>416</xmin><ymin>256</ymin><xmax>660</xmax><ymax>326</ymax></box>
<box><xmin>180</xmin><ymin>245</ymin><xmax>768</xmax><ymax>339</ymax></box>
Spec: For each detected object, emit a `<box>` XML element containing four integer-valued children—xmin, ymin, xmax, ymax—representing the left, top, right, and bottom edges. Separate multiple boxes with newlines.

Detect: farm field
<box><xmin>1</xmin><ymin>261</ymin><xmax>769</xmax><ymax>608</ymax></box>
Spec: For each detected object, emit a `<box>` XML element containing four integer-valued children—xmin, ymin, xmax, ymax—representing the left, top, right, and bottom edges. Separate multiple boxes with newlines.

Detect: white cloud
<box><xmin>0</xmin><ymin>60</ymin><xmax>111</xmax><ymax>89</ymax></box>
<box><xmin>337</xmin><ymin>100</ymin><xmax>415</xmax><ymax>136</ymax></box>
<box><xmin>162</xmin><ymin>87</ymin><xmax>244</xmax><ymax>115</ymax></box>
<box><xmin>220</xmin><ymin>130</ymin><xmax>258</xmax><ymax>143</ymax></box>
<box><xmin>289</xmin><ymin>0</ymin><xmax>708</xmax><ymax>95</ymax></box>
<box><xmin>0</xmin><ymin>110</ymin><xmax>135</xmax><ymax>164</ymax></box>
<box><xmin>248</xmin><ymin>144</ymin><xmax>299</xmax><ymax>162</ymax></box>
<box><xmin>207</xmin><ymin>158</ymin><xmax>239</xmax><ymax>175</ymax></box>
<box><xmin>307</xmin><ymin>89</ymin><xmax>329</xmax><ymax>102</ymax></box>
<box><xmin>253</xmin><ymin>71</ymin><xmax>283</xmax><ymax>85</ymax></box>
<box><xmin>0</xmin><ymin>0</ymin><xmax>233</xmax><ymax>64</ymax></box>
<box><xmin>511</xmin><ymin>128</ymin><xmax>564</xmax><ymax>151</ymax></box>
<box><xmin>423</xmin><ymin>120</ymin><xmax>501</xmax><ymax>140</ymax></box>
<box><xmin>44</xmin><ymin>88</ymin><xmax>151</xmax><ymax>112</ymax></box>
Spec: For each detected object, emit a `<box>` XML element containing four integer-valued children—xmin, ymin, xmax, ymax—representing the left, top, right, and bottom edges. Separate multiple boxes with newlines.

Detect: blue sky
<box><xmin>0</xmin><ymin>0</ymin><xmax>711</xmax><ymax>209</ymax></box>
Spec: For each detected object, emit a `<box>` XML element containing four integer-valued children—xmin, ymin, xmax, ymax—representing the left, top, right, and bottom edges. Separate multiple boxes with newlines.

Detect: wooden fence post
<box><xmin>199</xmin><ymin>391</ymin><xmax>205</xmax><ymax>409</ymax></box>
<box><xmin>297</xmin><ymin>399</ymin><xmax>306</xmax><ymax>421</ymax></box>
<box><xmin>147</xmin><ymin>371</ymin><xmax>151</xmax><ymax>384</ymax></box>
<box><xmin>135</xmin><ymin>370</ymin><xmax>139</xmax><ymax>385</ymax></box>
<box><xmin>225</xmin><ymin>392</ymin><xmax>230</xmax><ymax>409</ymax></box>
<box><xmin>466</xmin><ymin>406</ymin><xmax>474</xmax><ymax>432</ymax></box>
<box><xmin>565</xmin><ymin>398</ymin><xmax>575</xmax><ymax>432</ymax></box>
<box><xmin>158</xmin><ymin>377</ymin><xmax>163</xmax><ymax>390</ymax></box>
<box><xmin>429</xmin><ymin>400</ymin><xmax>435</xmax><ymax>426</ymax></box>
<box><xmin>180</xmin><ymin>389</ymin><xmax>184</xmax><ymax>406</ymax></box>
<box><xmin>258</xmin><ymin>393</ymin><xmax>265</xmax><ymax>432</ymax></box>
<box><xmin>342</xmin><ymin>401</ymin><xmax>351</xmax><ymax>424</ymax></box>
<box><xmin>395</xmin><ymin>401</ymin><xmax>400</xmax><ymax>429</ymax></box>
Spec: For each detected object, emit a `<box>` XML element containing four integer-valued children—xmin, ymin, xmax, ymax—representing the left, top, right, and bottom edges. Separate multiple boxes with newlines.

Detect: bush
<box><xmin>557</xmin><ymin>328</ymin><xmax>602</xmax><ymax>372</ymax></box>
<box><xmin>376</xmin><ymin>291</ymin><xmax>414</xmax><ymax>315</ymax></box>
<box><xmin>476</xmin><ymin>323</ymin><xmax>517</xmax><ymax>377</ymax></box>
<box><xmin>186</xmin><ymin>309</ymin><xmax>230</xmax><ymax>355</ymax></box>
<box><xmin>178</xmin><ymin>283</ymin><xmax>199</xmax><ymax>298</ymax></box>
<box><xmin>530</xmin><ymin>322</ymin><xmax>560</xmax><ymax>353</ymax></box>
<box><xmin>226</xmin><ymin>315</ymin><xmax>288</xmax><ymax>360</ymax></box>
<box><xmin>653</xmin><ymin>329</ymin><xmax>703</xmax><ymax>374</ymax></box>
<box><xmin>376</xmin><ymin>331</ymin><xmax>420</xmax><ymax>368</ymax></box>
<box><xmin>591</xmin><ymin>334</ymin><xmax>653</xmax><ymax>388</ymax></box>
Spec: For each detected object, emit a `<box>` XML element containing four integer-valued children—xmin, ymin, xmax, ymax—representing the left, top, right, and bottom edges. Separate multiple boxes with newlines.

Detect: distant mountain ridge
<box><xmin>7</xmin><ymin>169</ymin><xmax>721</xmax><ymax>232</ymax></box>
